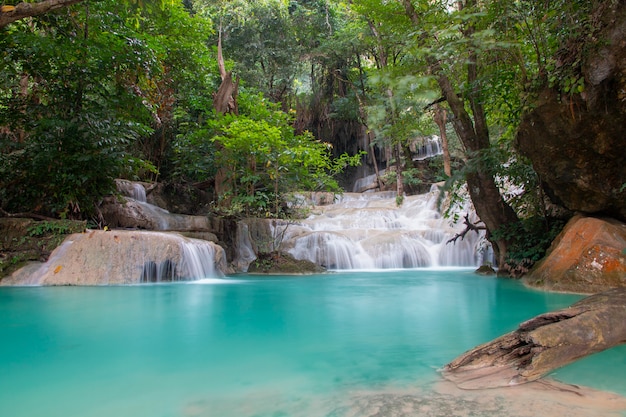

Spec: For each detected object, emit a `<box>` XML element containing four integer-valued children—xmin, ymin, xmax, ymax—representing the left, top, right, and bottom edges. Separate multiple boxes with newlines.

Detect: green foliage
<box><xmin>492</xmin><ymin>217</ymin><xmax>566</xmax><ymax>276</ymax></box>
<box><xmin>0</xmin><ymin>0</ymin><xmax>610</xmax><ymax>242</ymax></box>
<box><xmin>210</xmin><ymin>92</ymin><xmax>363</xmax><ymax>217</ymax></box>
<box><xmin>195</xmin><ymin>0</ymin><xmax>311</xmax><ymax>103</ymax></box>
<box><xmin>0</xmin><ymin>44</ymin><xmax>150</xmax><ymax>216</ymax></box>
<box><xmin>26</xmin><ymin>220</ymin><xmax>83</xmax><ymax>237</ymax></box>
<box><xmin>0</xmin><ymin>0</ymin><xmax>218</xmax><ymax>219</ymax></box>
<box><xmin>427</xmin><ymin>157</ymin><xmax>449</xmax><ymax>183</ymax></box>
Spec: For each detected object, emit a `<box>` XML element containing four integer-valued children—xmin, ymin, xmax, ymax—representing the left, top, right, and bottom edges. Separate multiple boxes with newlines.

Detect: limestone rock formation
<box><xmin>515</xmin><ymin>3</ymin><xmax>626</xmax><ymax>220</ymax></box>
<box><xmin>524</xmin><ymin>216</ymin><xmax>626</xmax><ymax>294</ymax></box>
<box><xmin>1</xmin><ymin>230</ymin><xmax>228</xmax><ymax>286</ymax></box>
<box><xmin>0</xmin><ymin>218</ymin><xmax>86</xmax><ymax>278</ymax></box>
<box><xmin>100</xmin><ymin>196</ymin><xmax>212</xmax><ymax>232</ymax></box>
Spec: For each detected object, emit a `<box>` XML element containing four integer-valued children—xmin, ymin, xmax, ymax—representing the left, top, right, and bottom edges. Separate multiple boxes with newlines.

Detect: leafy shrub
<box><xmin>492</xmin><ymin>216</ymin><xmax>566</xmax><ymax>277</ymax></box>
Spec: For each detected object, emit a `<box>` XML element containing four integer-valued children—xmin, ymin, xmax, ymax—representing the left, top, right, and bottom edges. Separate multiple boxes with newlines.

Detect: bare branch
<box><xmin>0</xmin><ymin>207</ymin><xmax>57</xmax><ymax>221</ymax></box>
<box><xmin>447</xmin><ymin>213</ymin><xmax>486</xmax><ymax>244</ymax></box>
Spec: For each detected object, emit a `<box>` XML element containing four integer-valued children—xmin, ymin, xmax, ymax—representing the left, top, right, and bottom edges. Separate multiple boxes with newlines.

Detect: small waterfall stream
<box><xmin>274</xmin><ymin>187</ymin><xmax>489</xmax><ymax>270</ymax></box>
<box><xmin>110</xmin><ymin>181</ymin><xmax>224</xmax><ymax>282</ymax></box>
<box><xmin>140</xmin><ymin>235</ymin><xmax>223</xmax><ymax>283</ymax></box>
<box><xmin>412</xmin><ymin>135</ymin><xmax>443</xmax><ymax>161</ymax></box>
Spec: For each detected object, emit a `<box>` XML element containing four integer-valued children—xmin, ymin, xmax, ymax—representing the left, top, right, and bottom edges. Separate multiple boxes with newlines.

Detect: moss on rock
<box><xmin>0</xmin><ymin>218</ymin><xmax>86</xmax><ymax>279</ymax></box>
<box><xmin>248</xmin><ymin>252</ymin><xmax>326</xmax><ymax>275</ymax></box>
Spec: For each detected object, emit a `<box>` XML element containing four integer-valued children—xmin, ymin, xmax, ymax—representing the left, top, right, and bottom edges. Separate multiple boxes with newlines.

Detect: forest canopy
<box><xmin>0</xmin><ymin>0</ymin><xmax>611</xmax><ymax>271</ymax></box>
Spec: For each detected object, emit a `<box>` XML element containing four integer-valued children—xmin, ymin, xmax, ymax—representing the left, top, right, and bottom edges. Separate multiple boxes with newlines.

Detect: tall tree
<box><xmin>399</xmin><ymin>0</ymin><xmax>519</xmax><ymax>269</ymax></box>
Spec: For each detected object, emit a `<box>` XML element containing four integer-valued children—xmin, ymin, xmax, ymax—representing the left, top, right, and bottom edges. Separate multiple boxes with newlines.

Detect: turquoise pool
<box><xmin>1</xmin><ymin>270</ymin><xmax>625</xmax><ymax>417</ymax></box>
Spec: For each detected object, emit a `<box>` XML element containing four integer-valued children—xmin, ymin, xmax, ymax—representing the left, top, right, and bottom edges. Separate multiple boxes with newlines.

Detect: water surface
<box><xmin>1</xmin><ymin>270</ymin><xmax>625</xmax><ymax>417</ymax></box>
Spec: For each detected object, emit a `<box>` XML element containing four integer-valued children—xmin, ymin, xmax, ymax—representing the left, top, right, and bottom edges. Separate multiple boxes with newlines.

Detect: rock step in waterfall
<box><xmin>2</xmin><ymin>179</ymin><xmax>228</xmax><ymax>286</ymax></box>
<box><xmin>4</xmin><ymin>181</ymin><xmax>490</xmax><ymax>285</ymax></box>
<box><xmin>236</xmin><ymin>186</ymin><xmax>492</xmax><ymax>271</ymax></box>
<box><xmin>101</xmin><ymin>179</ymin><xmax>215</xmax><ymax>233</ymax></box>
<box><xmin>1</xmin><ymin>230</ymin><xmax>227</xmax><ymax>286</ymax></box>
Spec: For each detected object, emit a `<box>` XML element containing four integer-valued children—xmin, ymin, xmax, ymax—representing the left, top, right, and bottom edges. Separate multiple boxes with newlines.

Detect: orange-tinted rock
<box><xmin>525</xmin><ymin>216</ymin><xmax>626</xmax><ymax>293</ymax></box>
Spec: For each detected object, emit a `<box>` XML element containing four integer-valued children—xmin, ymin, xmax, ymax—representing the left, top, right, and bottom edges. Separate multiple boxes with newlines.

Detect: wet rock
<box><xmin>524</xmin><ymin>216</ymin><xmax>626</xmax><ymax>294</ymax></box>
<box><xmin>1</xmin><ymin>230</ymin><xmax>227</xmax><ymax>286</ymax></box>
<box><xmin>247</xmin><ymin>252</ymin><xmax>326</xmax><ymax>274</ymax></box>
<box><xmin>145</xmin><ymin>182</ymin><xmax>212</xmax><ymax>216</ymax></box>
<box><xmin>475</xmin><ymin>264</ymin><xmax>496</xmax><ymax>275</ymax></box>
<box><xmin>100</xmin><ymin>196</ymin><xmax>212</xmax><ymax>232</ymax></box>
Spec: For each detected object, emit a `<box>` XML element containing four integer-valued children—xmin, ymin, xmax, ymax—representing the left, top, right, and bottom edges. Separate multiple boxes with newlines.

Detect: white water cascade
<box><xmin>276</xmin><ymin>187</ymin><xmax>490</xmax><ymax>270</ymax></box>
<box><xmin>112</xmin><ymin>180</ymin><xmax>212</xmax><ymax>231</ymax></box>
<box><xmin>411</xmin><ymin>135</ymin><xmax>443</xmax><ymax>161</ymax></box>
<box><xmin>1</xmin><ymin>230</ymin><xmax>226</xmax><ymax>286</ymax></box>
<box><xmin>140</xmin><ymin>235</ymin><xmax>224</xmax><ymax>283</ymax></box>
<box><xmin>131</xmin><ymin>182</ymin><xmax>147</xmax><ymax>202</ymax></box>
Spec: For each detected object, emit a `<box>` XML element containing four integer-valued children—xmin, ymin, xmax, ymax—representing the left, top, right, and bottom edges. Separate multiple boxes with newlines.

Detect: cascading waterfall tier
<box><xmin>411</xmin><ymin>135</ymin><xmax>443</xmax><ymax>161</ymax></box>
<box><xmin>273</xmin><ymin>188</ymin><xmax>489</xmax><ymax>270</ymax></box>
<box><xmin>2</xmin><ymin>230</ymin><xmax>226</xmax><ymax>286</ymax></box>
<box><xmin>140</xmin><ymin>236</ymin><xmax>223</xmax><ymax>283</ymax></box>
<box><xmin>109</xmin><ymin>180</ymin><xmax>212</xmax><ymax>231</ymax></box>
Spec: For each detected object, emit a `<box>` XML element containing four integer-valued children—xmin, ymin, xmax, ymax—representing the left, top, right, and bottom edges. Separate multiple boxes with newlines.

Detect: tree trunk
<box><xmin>0</xmin><ymin>0</ymin><xmax>83</xmax><ymax>28</ymax></box>
<box><xmin>402</xmin><ymin>0</ymin><xmax>519</xmax><ymax>269</ymax></box>
<box><xmin>394</xmin><ymin>142</ymin><xmax>404</xmax><ymax>202</ymax></box>
<box><xmin>213</xmin><ymin>28</ymin><xmax>238</xmax><ymax>206</ymax></box>
<box><xmin>433</xmin><ymin>104</ymin><xmax>451</xmax><ymax>177</ymax></box>
<box><xmin>443</xmin><ymin>287</ymin><xmax>626</xmax><ymax>389</ymax></box>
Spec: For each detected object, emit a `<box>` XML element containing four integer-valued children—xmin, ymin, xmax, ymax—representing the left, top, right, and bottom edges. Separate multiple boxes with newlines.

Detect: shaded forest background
<box><xmin>1</xmin><ymin>0</ymin><xmax>624</xmax><ymax>273</ymax></box>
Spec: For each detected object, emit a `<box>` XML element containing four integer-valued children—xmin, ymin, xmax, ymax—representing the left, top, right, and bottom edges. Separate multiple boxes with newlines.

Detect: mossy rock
<box><xmin>475</xmin><ymin>264</ymin><xmax>496</xmax><ymax>276</ymax></box>
<box><xmin>0</xmin><ymin>218</ymin><xmax>86</xmax><ymax>278</ymax></box>
<box><xmin>248</xmin><ymin>252</ymin><xmax>326</xmax><ymax>275</ymax></box>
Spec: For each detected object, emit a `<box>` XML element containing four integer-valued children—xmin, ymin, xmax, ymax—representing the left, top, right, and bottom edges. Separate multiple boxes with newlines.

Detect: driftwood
<box><xmin>442</xmin><ymin>287</ymin><xmax>626</xmax><ymax>389</ymax></box>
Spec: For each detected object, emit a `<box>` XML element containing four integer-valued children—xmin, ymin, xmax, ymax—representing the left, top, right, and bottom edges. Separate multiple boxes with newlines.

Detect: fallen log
<box><xmin>442</xmin><ymin>287</ymin><xmax>626</xmax><ymax>389</ymax></box>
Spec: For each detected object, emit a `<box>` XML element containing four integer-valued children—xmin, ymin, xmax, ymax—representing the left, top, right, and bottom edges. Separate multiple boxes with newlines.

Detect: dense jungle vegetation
<box><xmin>0</xmin><ymin>0</ymin><xmax>611</xmax><ymax>272</ymax></box>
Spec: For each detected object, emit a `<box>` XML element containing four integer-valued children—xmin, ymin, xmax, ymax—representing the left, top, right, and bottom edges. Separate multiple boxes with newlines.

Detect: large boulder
<box><xmin>524</xmin><ymin>216</ymin><xmax>626</xmax><ymax>294</ymax></box>
<box><xmin>100</xmin><ymin>196</ymin><xmax>213</xmax><ymax>232</ymax></box>
<box><xmin>515</xmin><ymin>3</ymin><xmax>626</xmax><ymax>220</ymax></box>
<box><xmin>1</xmin><ymin>230</ymin><xmax>228</xmax><ymax>286</ymax></box>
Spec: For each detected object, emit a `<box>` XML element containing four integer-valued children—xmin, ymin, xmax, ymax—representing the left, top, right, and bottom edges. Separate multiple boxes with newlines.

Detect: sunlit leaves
<box><xmin>205</xmin><ymin>92</ymin><xmax>360</xmax><ymax>217</ymax></box>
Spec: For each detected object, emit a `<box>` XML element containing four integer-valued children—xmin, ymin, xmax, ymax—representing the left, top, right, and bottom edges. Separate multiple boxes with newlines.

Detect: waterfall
<box><xmin>131</xmin><ymin>183</ymin><xmax>147</xmax><ymax>203</ymax></box>
<box><xmin>0</xmin><ymin>230</ymin><xmax>226</xmax><ymax>286</ymax></box>
<box><xmin>179</xmin><ymin>239</ymin><xmax>221</xmax><ymax>279</ymax></box>
<box><xmin>233</xmin><ymin>222</ymin><xmax>258</xmax><ymax>272</ymax></box>
<box><xmin>412</xmin><ymin>136</ymin><xmax>443</xmax><ymax>161</ymax></box>
<box><xmin>352</xmin><ymin>172</ymin><xmax>381</xmax><ymax>193</ymax></box>
<box><xmin>139</xmin><ymin>237</ymin><xmax>223</xmax><ymax>283</ymax></box>
<box><xmin>275</xmin><ymin>187</ymin><xmax>489</xmax><ymax>271</ymax></box>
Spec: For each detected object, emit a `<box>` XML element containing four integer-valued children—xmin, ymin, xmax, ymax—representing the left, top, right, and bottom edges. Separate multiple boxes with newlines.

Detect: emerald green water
<box><xmin>1</xmin><ymin>270</ymin><xmax>625</xmax><ymax>417</ymax></box>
